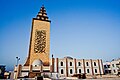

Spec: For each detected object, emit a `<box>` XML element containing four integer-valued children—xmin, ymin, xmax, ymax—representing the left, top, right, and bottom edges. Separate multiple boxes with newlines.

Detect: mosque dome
<box><xmin>64</xmin><ymin>56</ymin><xmax>73</xmax><ymax>59</ymax></box>
<box><xmin>32</xmin><ymin>59</ymin><xmax>43</xmax><ymax>66</ymax></box>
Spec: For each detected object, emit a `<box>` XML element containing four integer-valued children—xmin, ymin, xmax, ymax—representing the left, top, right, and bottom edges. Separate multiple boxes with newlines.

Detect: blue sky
<box><xmin>0</xmin><ymin>0</ymin><xmax>120</xmax><ymax>71</ymax></box>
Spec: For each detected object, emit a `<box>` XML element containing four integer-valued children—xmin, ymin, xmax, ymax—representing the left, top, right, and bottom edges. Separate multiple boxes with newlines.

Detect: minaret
<box><xmin>24</xmin><ymin>5</ymin><xmax>51</xmax><ymax>66</ymax></box>
<box><xmin>36</xmin><ymin>5</ymin><xmax>50</xmax><ymax>21</ymax></box>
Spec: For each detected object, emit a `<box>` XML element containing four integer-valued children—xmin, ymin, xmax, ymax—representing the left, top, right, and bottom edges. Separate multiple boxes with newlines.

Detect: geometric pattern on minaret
<box><xmin>24</xmin><ymin>5</ymin><xmax>51</xmax><ymax>66</ymax></box>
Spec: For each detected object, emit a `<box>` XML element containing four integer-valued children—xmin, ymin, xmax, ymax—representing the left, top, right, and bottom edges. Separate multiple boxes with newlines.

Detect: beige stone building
<box><xmin>50</xmin><ymin>57</ymin><xmax>104</xmax><ymax>77</ymax></box>
<box><xmin>14</xmin><ymin>5</ymin><xmax>104</xmax><ymax>79</ymax></box>
<box><xmin>103</xmin><ymin>59</ymin><xmax>120</xmax><ymax>75</ymax></box>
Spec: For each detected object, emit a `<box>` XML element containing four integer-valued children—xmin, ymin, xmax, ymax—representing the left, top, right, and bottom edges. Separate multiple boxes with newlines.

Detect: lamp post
<box><xmin>16</xmin><ymin>57</ymin><xmax>20</xmax><ymax>66</ymax></box>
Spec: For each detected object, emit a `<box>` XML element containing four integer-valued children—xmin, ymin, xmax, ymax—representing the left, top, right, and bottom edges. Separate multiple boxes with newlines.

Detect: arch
<box><xmin>94</xmin><ymin>62</ymin><xmax>96</xmax><ymax>66</ymax></box>
<box><xmin>78</xmin><ymin>62</ymin><xmax>81</xmax><ymax>66</ymax></box>
<box><xmin>32</xmin><ymin>59</ymin><xmax>43</xmax><ymax>67</ymax></box>
<box><xmin>61</xmin><ymin>62</ymin><xmax>63</xmax><ymax>66</ymax></box>
<box><xmin>61</xmin><ymin>69</ymin><xmax>64</xmax><ymax>74</ymax></box>
<box><xmin>70</xmin><ymin>62</ymin><xmax>72</xmax><ymax>66</ymax></box>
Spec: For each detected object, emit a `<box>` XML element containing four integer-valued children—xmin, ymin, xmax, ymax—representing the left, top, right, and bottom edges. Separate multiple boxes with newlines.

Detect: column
<box><xmin>74</xmin><ymin>59</ymin><xmax>77</xmax><ymax>74</ymax></box>
<box><xmin>83</xmin><ymin>59</ymin><xmax>86</xmax><ymax>74</ymax></box>
<box><xmin>56</xmin><ymin>58</ymin><xmax>58</xmax><ymax>73</ymax></box>
<box><xmin>98</xmin><ymin>59</ymin><xmax>101</xmax><ymax>75</ymax></box>
<box><xmin>52</xmin><ymin>58</ymin><xmax>55</xmax><ymax>72</ymax></box>
<box><xmin>66</xmin><ymin>58</ymin><xmax>68</xmax><ymax>77</ymax></box>
<box><xmin>90</xmin><ymin>59</ymin><xmax>94</xmax><ymax>75</ymax></box>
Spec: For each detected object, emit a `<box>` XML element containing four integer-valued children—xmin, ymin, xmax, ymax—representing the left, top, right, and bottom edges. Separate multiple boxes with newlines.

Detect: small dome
<box><xmin>32</xmin><ymin>59</ymin><xmax>43</xmax><ymax>66</ymax></box>
<box><xmin>64</xmin><ymin>56</ymin><xmax>73</xmax><ymax>59</ymax></box>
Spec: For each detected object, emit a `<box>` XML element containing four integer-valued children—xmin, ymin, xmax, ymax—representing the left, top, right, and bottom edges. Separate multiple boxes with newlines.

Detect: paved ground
<box><xmin>46</xmin><ymin>77</ymin><xmax>120</xmax><ymax>80</ymax></box>
<box><xmin>8</xmin><ymin>75</ymin><xmax>120</xmax><ymax>80</ymax></box>
<box><xmin>51</xmin><ymin>75</ymin><xmax>120</xmax><ymax>80</ymax></box>
<box><xmin>6</xmin><ymin>77</ymin><xmax>119</xmax><ymax>80</ymax></box>
<box><xmin>85</xmin><ymin>78</ymin><xmax>120</xmax><ymax>80</ymax></box>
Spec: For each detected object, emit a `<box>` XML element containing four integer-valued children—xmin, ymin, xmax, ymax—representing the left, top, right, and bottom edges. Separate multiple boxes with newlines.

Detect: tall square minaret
<box><xmin>24</xmin><ymin>5</ymin><xmax>51</xmax><ymax>66</ymax></box>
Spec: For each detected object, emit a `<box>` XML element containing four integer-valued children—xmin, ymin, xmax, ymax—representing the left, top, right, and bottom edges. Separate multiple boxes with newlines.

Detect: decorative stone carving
<box><xmin>34</xmin><ymin>30</ymin><xmax>46</xmax><ymax>53</ymax></box>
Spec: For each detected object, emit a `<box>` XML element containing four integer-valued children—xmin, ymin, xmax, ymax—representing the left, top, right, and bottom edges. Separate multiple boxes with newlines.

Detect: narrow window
<box><xmin>108</xmin><ymin>65</ymin><xmax>110</xmax><ymax>68</ymax></box>
<box><xmin>78</xmin><ymin>62</ymin><xmax>81</xmax><ymax>66</ymax></box>
<box><xmin>61</xmin><ymin>69</ymin><xmax>64</xmax><ymax>74</ymax></box>
<box><xmin>87</xmin><ymin>69</ymin><xmax>89</xmax><ymax>73</ymax></box>
<box><xmin>70</xmin><ymin>69</ymin><xmax>73</xmax><ymax>74</ymax></box>
<box><xmin>70</xmin><ymin>62</ymin><xmax>72</xmax><ymax>66</ymax></box>
<box><xmin>94</xmin><ymin>62</ymin><xmax>96</xmax><ymax>66</ymax></box>
<box><xmin>104</xmin><ymin>65</ymin><xmax>107</xmax><ymax>68</ymax></box>
<box><xmin>79</xmin><ymin>69</ymin><xmax>81</xmax><ymax>73</ymax></box>
<box><xmin>112</xmin><ymin>64</ymin><xmax>114</xmax><ymax>67</ymax></box>
<box><xmin>95</xmin><ymin>69</ymin><xmax>97</xmax><ymax>73</ymax></box>
<box><xmin>86</xmin><ymin>62</ymin><xmax>89</xmax><ymax>66</ymax></box>
<box><xmin>114</xmin><ymin>70</ymin><xmax>116</xmax><ymax>73</ymax></box>
<box><xmin>61</xmin><ymin>62</ymin><xmax>63</xmax><ymax>66</ymax></box>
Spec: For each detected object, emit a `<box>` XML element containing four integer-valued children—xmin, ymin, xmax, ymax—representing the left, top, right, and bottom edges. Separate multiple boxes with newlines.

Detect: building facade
<box><xmin>50</xmin><ymin>57</ymin><xmax>104</xmax><ymax>77</ymax></box>
<box><xmin>0</xmin><ymin>65</ymin><xmax>6</xmax><ymax>79</ymax></box>
<box><xmin>14</xmin><ymin>5</ymin><xmax>104</xmax><ymax>79</ymax></box>
<box><xmin>103</xmin><ymin>59</ymin><xmax>120</xmax><ymax>75</ymax></box>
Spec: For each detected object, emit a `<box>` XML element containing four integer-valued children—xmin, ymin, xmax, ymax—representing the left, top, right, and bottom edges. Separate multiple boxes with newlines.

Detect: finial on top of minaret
<box><xmin>36</xmin><ymin>5</ymin><xmax>51</xmax><ymax>22</ymax></box>
<box><xmin>42</xmin><ymin>4</ymin><xmax>44</xmax><ymax>7</ymax></box>
<box><xmin>52</xmin><ymin>54</ymin><xmax>53</xmax><ymax>58</ymax></box>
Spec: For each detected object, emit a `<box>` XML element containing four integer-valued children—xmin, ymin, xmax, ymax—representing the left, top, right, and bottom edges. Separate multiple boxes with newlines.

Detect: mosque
<box><xmin>14</xmin><ymin>5</ymin><xmax>104</xmax><ymax>79</ymax></box>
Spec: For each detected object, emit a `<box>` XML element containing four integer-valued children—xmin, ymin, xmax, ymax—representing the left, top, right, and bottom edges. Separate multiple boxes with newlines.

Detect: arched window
<box><xmin>87</xmin><ymin>69</ymin><xmax>89</xmax><ymax>73</ymax></box>
<box><xmin>61</xmin><ymin>69</ymin><xmax>64</xmax><ymax>74</ymax></box>
<box><xmin>78</xmin><ymin>62</ymin><xmax>81</xmax><ymax>66</ymax></box>
<box><xmin>112</xmin><ymin>64</ymin><xmax>114</xmax><ymax>67</ymax></box>
<box><xmin>94</xmin><ymin>62</ymin><xmax>96</xmax><ymax>66</ymax></box>
<box><xmin>79</xmin><ymin>69</ymin><xmax>81</xmax><ymax>73</ymax></box>
<box><xmin>114</xmin><ymin>70</ymin><xmax>116</xmax><ymax>73</ymax></box>
<box><xmin>61</xmin><ymin>62</ymin><xmax>63</xmax><ymax>66</ymax></box>
<box><xmin>86</xmin><ymin>62</ymin><xmax>89</xmax><ymax>66</ymax></box>
<box><xmin>95</xmin><ymin>69</ymin><xmax>97</xmax><ymax>73</ymax></box>
<box><xmin>70</xmin><ymin>69</ymin><xmax>73</xmax><ymax>74</ymax></box>
<box><xmin>70</xmin><ymin>62</ymin><xmax>72</xmax><ymax>66</ymax></box>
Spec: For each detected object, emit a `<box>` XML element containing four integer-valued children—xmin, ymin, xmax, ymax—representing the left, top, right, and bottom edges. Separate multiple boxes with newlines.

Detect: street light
<box><xmin>16</xmin><ymin>57</ymin><xmax>20</xmax><ymax>66</ymax></box>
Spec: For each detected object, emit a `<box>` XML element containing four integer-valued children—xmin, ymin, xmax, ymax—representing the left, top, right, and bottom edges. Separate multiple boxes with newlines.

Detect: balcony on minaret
<box><xmin>36</xmin><ymin>5</ymin><xmax>51</xmax><ymax>22</ymax></box>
